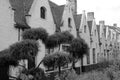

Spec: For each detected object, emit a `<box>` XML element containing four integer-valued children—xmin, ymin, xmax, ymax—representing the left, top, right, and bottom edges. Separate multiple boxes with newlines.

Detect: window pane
<box><xmin>40</xmin><ymin>7</ymin><xmax>46</xmax><ymax>19</ymax></box>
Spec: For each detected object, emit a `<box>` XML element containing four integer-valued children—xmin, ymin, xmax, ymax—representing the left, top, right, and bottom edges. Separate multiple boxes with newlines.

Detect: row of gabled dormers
<box><xmin>7</xmin><ymin>0</ymin><xmax>120</xmax><ymax>45</ymax></box>
<box><xmin>74</xmin><ymin>11</ymin><xmax>120</xmax><ymax>63</ymax></box>
<box><xmin>8</xmin><ymin>0</ymin><xmax>77</xmax><ymax>37</ymax></box>
<box><xmin>1</xmin><ymin>0</ymin><xmax>120</xmax><ymax>75</ymax></box>
<box><xmin>1</xmin><ymin>0</ymin><xmax>120</xmax><ymax>63</ymax></box>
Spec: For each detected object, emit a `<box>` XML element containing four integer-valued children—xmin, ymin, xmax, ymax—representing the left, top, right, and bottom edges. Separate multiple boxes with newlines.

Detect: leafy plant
<box><xmin>68</xmin><ymin>37</ymin><xmax>89</xmax><ymax>72</ymax></box>
<box><xmin>43</xmin><ymin>51</ymin><xmax>72</xmax><ymax>76</ymax></box>
<box><xmin>22</xmin><ymin>28</ymin><xmax>48</xmax><ymax>43</ymax></box>
<box><xmin>0</xmin><ymin>49</ymin><xmax>18</xmax><ymax>66</ymax></box>
<box><xmin>9</xmin><ymin>39</ymin><xmax>39</xmax><ymax>60</ymax></box>
<box><xmin>28</xmin><ymin>68</ymin><xmax>47</xmax><ymax>80</ymax></box>
<box><xmin>45</xmin><ymin>31</ymin><xmax>74</xmax><ymax>49</ymax></box>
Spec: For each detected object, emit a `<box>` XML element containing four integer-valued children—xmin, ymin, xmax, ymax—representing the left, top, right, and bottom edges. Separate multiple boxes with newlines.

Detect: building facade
<box><xmin>0</xmin><ymin>0</ymin><xmax>120</xmax><ymax>75</ymax></box>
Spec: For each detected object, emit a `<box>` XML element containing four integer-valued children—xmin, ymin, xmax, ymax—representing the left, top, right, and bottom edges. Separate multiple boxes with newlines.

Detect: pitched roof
<box><xmin>49</xmin><ymin>1</ymin><xmax>65</xmax><ymax>32</ymax></box>
<box><xmin>73</xmin><ymin>14</ymin><xmax>82</xmax><ymax>31</ymax></box>
<box><xmin>9</xmin><ymin>0</ymin><xmax>65</xmax><ymax>30</ymax></box>
<box><xmin>9</xmin><ymin>0</ymin><xmax>33</xmax><ymax>28</ymax></box>
<box><xmin>87</xmin><ymin>21</ymin><xmax>93</xmax><ymax>34</ymax></box>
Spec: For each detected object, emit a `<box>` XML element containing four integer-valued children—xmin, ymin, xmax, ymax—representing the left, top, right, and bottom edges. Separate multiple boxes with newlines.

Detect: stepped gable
<box><xmin>49</xmin><ymin>1</ymin><xmax>65</xmax><ymax>32</ymax></box>
<box><xmin>9</xmin><ymin>0</ymin><xmax>34</xmax><ymax>28</ymax></box>
<box><xmin>73</xmin><ymin>14</ymin><xmax>82</xmax><ymax>31</ymax></box>
<box><xmin>87</xmin><ymin>21</ymin><xmax>93</xmax><ymax>35</ymax></box>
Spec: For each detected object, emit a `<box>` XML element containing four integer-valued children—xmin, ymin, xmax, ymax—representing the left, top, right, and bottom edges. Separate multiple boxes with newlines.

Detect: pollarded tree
<box><xmin>22</xmin><ymin>28</ymin><xmax>48</xmax><ymax>43</ymax></box>
<box><xmin>9</xmin><ymin>39</ymin><xmax>39</xmax><ymax>61</ymax></box>
<box><xmin>9</xmin><ymin>39</ymin><xmax>39</xmax><ymax>69</ymax></box>
<box><xmin>68</xmin><ymin>37</ymin><xmax>89</xmax><ymax>72</ymax></box>
<box><xmin>0</xmin><ymin>49</ymin><xmax>18</xmax><ymax>80</ymax></box>
<box><xmin>45</xmin><ymin>33</ymin><xmax>61</xmax><ymax>49</ymax></box>
<box><xmin>45</xmin><ymin>31</ymin><xmax>74</xmax><ymax>49</ymax></box>
<box><xmin>43</xmin><ymin>51</ymin><xmax>72</xmax><ymax>76</ymax></box>
<box><xmin>61</xmin><ymin>31</ymin><xmax>74</xmax><ymax>44</ymax></box>
<box><xmin>28</xmin><ymin>68</ymin><xmax>47</xmax><ymax>80</ymax></box>
<box><xmin>0</xmin><ymin>49</ymin><xmax>18</xmax><ymax>66</ymax></box>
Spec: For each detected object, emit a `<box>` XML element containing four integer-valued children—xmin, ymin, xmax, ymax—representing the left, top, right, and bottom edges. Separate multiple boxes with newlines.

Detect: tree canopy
<box><xmin>43</xmin><ymin>51</ymin><xmax>72</xmax><ymax>68</ymax></box>
<box><xmin>22</xmin><ymin>28</ymin><xmax>48</xmax><ymax>43</ymax></box>
<box><xmin>45</xmin><ymin>31</ymin><xmax>74</xmax><ymax>49</ymax></box>
<box><xmin>68</xmin><ymin>37</ymin><xmax>89</xmax><ymax>59</ymax></box>
<box><xmin>43</xmin><ymin>51</ymin><xmax>72</xmax><ymax>75</ymax></box>
<box><xmin>9</xmin><ymin>40</ymin><xmax>39</xmax><ymax>60</ymax></box>
<box><xmin>0</xmin><ymin>49</ymin><xmax>17</xmax><ymax>66</ymax></box>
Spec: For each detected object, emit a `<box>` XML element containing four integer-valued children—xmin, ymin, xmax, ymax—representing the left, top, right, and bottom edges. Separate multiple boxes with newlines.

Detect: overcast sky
<box><xmin>51</xmin><ymin>0</ymin><xmax>120</xmax><ymax>27</ymax></box>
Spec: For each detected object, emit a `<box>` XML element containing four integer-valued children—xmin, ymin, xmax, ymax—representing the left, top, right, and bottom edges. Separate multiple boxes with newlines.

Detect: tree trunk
<box><xmin>48</xmin><ymin>48</ymin><xmax>50</xmax><ymax>54</ymax></box>
<box><xmin>72</xmin><ymin>60</ymin><xmax>75</xmax><ymax>69</ymax></box>
<box><xmin>58</xmin><ymin>44</ymin><xmax>61</xmax><ymax>51</ymax></box>
<box><xmin>58</xmin><ymin>66</ymin><xmax>61</xmax><ymax>76</ymax></box>
<box><xmin>81</xmin><ymin>57</ymin><xmax>83</xmax><ymax>73</ymax></box>
<box><xmin>36</xmin><ymin>59</ymin><xmax>43</xmax><ymax>69</ymax></box>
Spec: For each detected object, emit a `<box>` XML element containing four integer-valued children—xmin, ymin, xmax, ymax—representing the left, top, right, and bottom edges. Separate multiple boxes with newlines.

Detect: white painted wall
<box><xmin>27</xmin><ymin>0</ymin><xmax>56</xmax><ymax>35</ymax></box>
<box><xmin>90</xmin><ymin>19</ymin><xmax>100</xmax><ymax>63</ymax></box>
<box><xmin>35</xmin><ymin>40</ymin><xmax>46</xmax><ymax>67</ymax></box>
<box><xmin>0</xmin><ymin>0</ymin><xmax>18</xmax><ymax>51</ymax></box>
<box><xmin>60</xmin><ymin>6</ymin><xmax>77</xmax><ymax>38</ymax></box>
<box><xmin>79</xmin><ymin>12</ymin><xmax>91</xmax><ymax>66</ymax></box>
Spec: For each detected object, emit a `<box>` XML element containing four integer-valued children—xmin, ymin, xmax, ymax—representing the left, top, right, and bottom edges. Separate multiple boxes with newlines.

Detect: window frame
<box><xmin>40</xmin><ymin>6</ymin><xmax>46</xmax><ymax>19</ymax></box>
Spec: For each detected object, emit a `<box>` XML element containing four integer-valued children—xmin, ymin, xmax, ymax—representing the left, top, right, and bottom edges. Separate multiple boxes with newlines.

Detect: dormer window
<box><xmin>84</xmin><ymin>25</ymin><xmax>86</xmax><ymax>33</ymax></box>
<box><xmin>68</xmin><ymin>18</ymin><xmax>72</xmax><ymax>28</ymax></box>
<box><xmin>40</xmin><ymin>7</ymin><xmax>46</xmax><ymax>19</ymax></box>
<box><xmin>95</xmin><ymin>30</ymin><xmax>96</xmax><ymax>36</ymax></box>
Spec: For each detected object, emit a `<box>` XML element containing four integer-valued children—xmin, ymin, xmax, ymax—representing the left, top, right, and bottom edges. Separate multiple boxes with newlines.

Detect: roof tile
<box><xmin>73</xmin><ymin>14</ymin><xmax>82</xmax><ymax>31</ymax></box>
<box><xmin>49</xmin><ymin>1</ymin><xmax>65</xmax><ymax>32</ymax></box>
<box><xmin>9</xmin><ymin>0</ymin><xmax>33</xmax><ymax>28</ymax></box>
<box><xmin>87</xmin><ymin>21</ymin><xmax>93</xmax><ymax>34</ymax></box>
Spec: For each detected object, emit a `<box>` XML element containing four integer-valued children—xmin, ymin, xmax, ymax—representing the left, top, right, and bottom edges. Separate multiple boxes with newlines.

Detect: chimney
<box><xmin>99</xmin><ymin>20</ymin><xmax>105</xmax><ymax>25</ymax></box>
<box><xmin>113</xmin><ymin>23</ymin><xmax>117</xmax><ymax>27</ymax></box>
<box><xmin>66</xmin><ymin>0</ymin><xmax>77</xmax><ymax>15</ymax></box>
<box><xmin>87</xmin><ymin>12</ymin><xmax>94</xmax><ymax>21</ymax></box>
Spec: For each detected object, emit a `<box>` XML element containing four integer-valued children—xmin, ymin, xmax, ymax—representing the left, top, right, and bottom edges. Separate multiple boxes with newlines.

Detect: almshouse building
<box><xmin>0</xmin><ymin>0</ymin><xmax>120</xmax><ymax>77</ymax></box>
<box><xmin>87</xmin><ymin>12</ymin><xmax>100</xmax><ymax>64</ymax></box>
<box><xmin>0</xmin><ymin>0</ymin><xmax>19</xmax><ymax>51</ymax></box>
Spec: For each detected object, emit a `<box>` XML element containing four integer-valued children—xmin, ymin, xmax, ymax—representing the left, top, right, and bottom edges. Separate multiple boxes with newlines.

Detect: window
<box><xmin>87</xmin><ymin>53</ymin><xmax>90</xmax><ymax>64</ymax></box>
<box><xmin>95</xmin><ymin>30</ymin><xmax>96</xmax><ymax>36</ymax></box>
<box><xmin>84</xmin><ymin>25</ymin><xmax>86</xmax><ymax>33</ymax></box>
<box><xmin>104</xmin><ymin>50</ymin><xmax>106</xmax><ymax>56</ymax></box>
<box><xmin>62</xmin><ymin>63</ymin><xmax>68</xmax><ymax>69</ymax></box>
<box><xmin>46</xmin><ymin>48</ymin><xmax>54</xmax><ymax>54</ymax></box>
<box><xmin>40</xmin><ymin>7</ymin><xmax>46</xmax><ymax>19</ymax></box>
<box><xmin>68</xmin><ymin>18</ymin><xmax>72</xmax><ymax>28</ymax></box>
<box><xmin>18</xmin><ymin>28</ymin><xmax>20</xmax><ymax>41</ymax></box>
<box><xmin>97</xmin><ymin>53</ymin><xmax>99</xmax><ymax>62</ymax></box>
<box><xmin>28</xmin><ymin>57</ymin><xmax>35</xmax><ymax>69</ymax></box>
<box><xmin>61</xmin><ymin>44</ymin><xmax>70</xmax><ymax>52</ymax></box>
<box><xmin>46</xmin><ymin>66</ymin><xmax>54</xmax><ymax>72</ymax></box>
<box><xmin>113</xmin><ymin>34</ymin><xmax>115</xmax><ymax>39</ymax></box>
<box><xmin>93</xmin><ymin>48</ymin><xmax>96</xmax><ymax>63</ymax></box>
